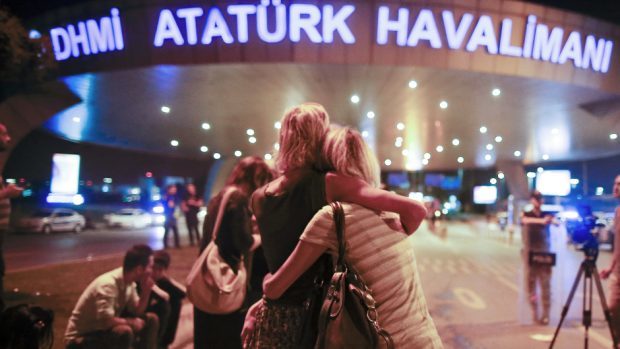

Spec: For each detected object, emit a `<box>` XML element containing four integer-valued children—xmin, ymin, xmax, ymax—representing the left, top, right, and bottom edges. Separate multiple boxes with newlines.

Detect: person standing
<box><xmin>521</xmin><ymin>190</ymin><xmax>554</xmax><ymax>325</ymax></box>
<box><xmin>0</xmin><ymin>123</ymin><xmax>23</xmax><ymax>312</ymax></box>
<box><xmin>181</xmin><ymin>183</ymin><xmax>203</xmax><ymax>246</ymax></box>
<box><xmin>600</xmin><ymin>174</ymin><xmax>620</xmax><ymax>341</ymax></box>
<box><xmin>162</xmin><ymin>185</ymin><xmax>180</xmax><ymax>249</ymax></box>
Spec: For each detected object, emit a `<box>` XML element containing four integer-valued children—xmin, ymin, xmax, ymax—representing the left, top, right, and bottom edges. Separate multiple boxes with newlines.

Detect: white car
<box><xmin>14</xmin><ymin>208</ymin><xmax>86</xmax><ymax>234</ymax></box>
<box><xmin>104</xmin><ymin>208</ymin><xmax>153</xmax><ymax>229</ymax></box>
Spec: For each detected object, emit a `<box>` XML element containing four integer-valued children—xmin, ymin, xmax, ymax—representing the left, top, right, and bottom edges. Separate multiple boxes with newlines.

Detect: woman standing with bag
<box><xmin>193</xmin><ymin>156</ymin><xmax>273</xmax><ymax>349</ymax></box>
<box><xmin>244</xmin><ymin>104</ymin><xmax>427</xmax><ymax>348</ymax></box>
<box><xmin>258</xmin><ymin>127</ymin><xmax>443</xmax><ymax>348</ymax></box>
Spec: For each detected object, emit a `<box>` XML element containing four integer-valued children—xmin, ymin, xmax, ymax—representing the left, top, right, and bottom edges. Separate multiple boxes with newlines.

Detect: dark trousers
<box><xmin>185</xmin><ymin>217</ymin><xmax>200</xmax><ymax>246</ymax></box>
<box><xmin>194</xmin><ymin>307</ymin><xmax>244</xmax><ymax>349</ymax></box>
<box><xmin>163</xmin><ymin>218</ymin><xmax>179</xmax><ymax>248</ymax></box>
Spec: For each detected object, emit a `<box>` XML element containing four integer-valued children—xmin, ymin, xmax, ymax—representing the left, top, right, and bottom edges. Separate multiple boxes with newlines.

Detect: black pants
<box><xmin>185</xmin><ymin>217</ymin><xmax>200</xmax><ymax>246</ymax></box>
<box><xmin>163</xmin><ymin>218</ymin><xmax>179</xmax><ymax>248</ymax></box>
<box><xmin>194</xmin><ymin>307</ymin><xmax>244</xmax><ymax>349</ymax></box>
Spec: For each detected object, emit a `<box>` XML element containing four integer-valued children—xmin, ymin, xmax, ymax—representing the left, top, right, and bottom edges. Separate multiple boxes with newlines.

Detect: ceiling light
<box><xmin>384</xmin><ymin>159</ymin><xmax>392</xmax><ymax>166</ymax></box>
<box><xmin>439</xmin><ymin>101</ymin><xmax>448</xmax><ymax>109</ymax></box>
<box><xmin>274</xmin><ymin>121</ymin><xmax>281</xmax><ymax>129</ymax></box>
<box><xmin>424</xmin><ymin>153</ymin><xmax>431</xmax><ymax>160</ymax></box>
<box><xmin>486</xmin><ymin>144</ymin><xmax>494</xmax><ymax>150</ymax></box>
<box><xmin>495</xmin><ymin>136</ymin><xmax>503</xmax><ymax>143</ymax></box>
<box><xmin>264</xmin><ymin>153</ymin><xmax>272</xmax><ymax>160</ymax></box>
<box><xmin>396</xmin><ymin>122</ymin><xmax>405</xmax><ymax>130</ymax></box>
<box><xmin>537</xmin><ymin>167</ymin><xmax>544</xmax><ymax>173</ymax></box>
<box><xmin>350</xmin><ymin>95</ymin><xmax>360</xmax><ymax>104</ymax></box>
<box><xmin>249</xmin><ymin>137</ymin><xmax>257</xmax><ymax>144</ymax></box>
<box><xmin>274</xmin><ymin>143</ymin><xmax>280</xmax><ymax>150</ymax></box>
<box><xmin>246</xmin><ymin>129</ymin><xmax>255</xmax><ymax>136</ymax></box>
<box><xmin>72</xmin><ymin>117</ymin><xmax>81</xmax><ymax>123</ymax></box>
<box><xmin>422</xmin><ymin>158</ymin><xmax>429</xmax><ymax>165</ymax></box>
<box><xmin>490</xmin><ymin>178</ymin><xmax>497</xmax><ymax>184</ymax></box>
<box><xmin>480</xmin><ymin>126</ymin><xmax>487</xmax><ymax>134</ymax></box>
<box><xmin>234</xmin><ymin>150</ymin><xmax>242</xmax><ymax>157</ymax></box>
<box><xmin>200</xmin><ymin>146</ymin><xmax>208</xmax><ymax>153</ymax></box>
<box><xmin>161</xmin><ymin>106</ymin><xmax>170</xmax><ymax>113</ymax></box>
<box><xmin>362</xmin><ymin>131</ymin><xmax>369</xmax><ymax>138</ymax></box>
<box><xmin>202</xmin><ymin>122</ymin><xmax>211</xmax><ymax>130</ymax></box>
<box><xmin>402</xmin><ymin>149</ymin><xmax>409</xmax><ymax>156</ymax></box>
<box><xmin>170</xmin><ymin>140</ymin><xmax>179</xmax><ymax>147</ymax></box>
<box><xmin>436</xmin><ymin>145</ymin><xmax>444</xmax><ymax>152</ymax></box>
<box><xmin>457</xmin><ymin>156</ymin><xmax>464</xmax><ymax>163</ymax></box>
<box><xmin>213</xmin><ymin>153</ymin><xmax>221</xmax><ymax>159</ymax></box>
<box><xmin>527</xmin><ymin>172</ymin><xmax>536</xmax><ymax>178</ymax></box>
<box><xmin>366</xmin><ymin>111</ymin><xmax>375</xmax><ymax>119</ymax></box>
<box><xmin>408</xmin><ymin>80</ymin><xmax>418</xmax><ymax>89</ymax></box>
<box><xmin>492</xmin><ymin>88</ymin><xmax>501</xmax><ymax>97</ymax></box>
<box><xmin>542</xmin><ymin>154</ymin><xmax>549</xmax><ymax>160</ymax></box>
<box><xmin>484</xmin><ymin>154</ymin><xmax>492</xmax><ymax>161</ymax></box>
<box><xmin>452</xmin><ymin>138</ymin><xmax>460</xmax><ymax>146</ymax></box>
<box><xmin>514</xmin><ymin>150</ymin><xmax>521</xmax><ymax>157</ymax></box>
<box><xmin>498</xmin><ymin>172</ymin><xmax>505</xmax><ymax>179</ymax></box>
<box><xmin>610</xmin><ymin>133</ymin><xmax>618</xmax><ymax>140</ymax></box>
<box><xmin>396</xmin><ymin>137</ymin><xmax>403</xmax><ymax>143</ymax></box>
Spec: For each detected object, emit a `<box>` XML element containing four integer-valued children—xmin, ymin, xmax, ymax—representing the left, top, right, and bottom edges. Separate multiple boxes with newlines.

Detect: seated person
<box><xmin>64</xmin><ymin>244</ymin><xmax>159</xmax><ymax>349</ymax></box>
<box><xmin>0</xmin><ymin>304</ymin><xmax>54</xmax><ymax>349</ymax></box>
<box><xmin>147</xmin><ymin>250</ymin><xmax>186</xmax><ymax>348</ymax></box>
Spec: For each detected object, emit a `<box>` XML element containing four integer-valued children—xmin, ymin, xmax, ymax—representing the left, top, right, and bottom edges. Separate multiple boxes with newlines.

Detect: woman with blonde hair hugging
<box><xmin>244</xmin><ymin>103</ymin><xmax>428</xmax><ymax>348</ymax></box>
<box><xmin>252</xmin><ymin>127</ymin><xmax>443</xmax><ymax>348</ymax></box>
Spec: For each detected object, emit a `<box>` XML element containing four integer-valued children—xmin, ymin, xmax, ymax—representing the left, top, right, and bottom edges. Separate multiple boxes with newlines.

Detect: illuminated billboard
<box><xmin>536</xmin><ymin>170</ymin><xmax>571</xmax><ymax>196</ymax></box>
<box><xmin>50</xmin><ymin>154</ymin><xmax>81</xmax><ymax>194</ymax></box>
<box><xmin>473</xmin><ymin>185</ymin><xmax>497</xmax><ymax>204</ymax></box>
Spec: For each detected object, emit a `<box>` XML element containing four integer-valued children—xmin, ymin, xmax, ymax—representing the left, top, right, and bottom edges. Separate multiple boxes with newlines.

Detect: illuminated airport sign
<box><xmin>48</xmin><ymin>2</ymin><xmax>615</xmax><ymax>73</ymax></box>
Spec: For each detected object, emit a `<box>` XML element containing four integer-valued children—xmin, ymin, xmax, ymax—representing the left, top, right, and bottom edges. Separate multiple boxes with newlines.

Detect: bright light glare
<box><xmin>200</xmin><ymin>146</ymin><xmax>208</xmax><ymax>152</ymax></box>
<box><xmin>436</xmin><ymin>145</ymin><xmax>444</xmax><ymax>152</ymax></box>
<box><xmin>246</xmin><ymin>129</ymin><xmax>255</xmax><ymax>136</ymax></box>
<box><xmin>234</xmin><ymin>150</ymin><xmax>242</xmax><ymax>157</ymax></box>
<box><xmin>610</xmin><ymin>133</ymin><xmax>618</xmax><ymax>140</ymax></box>
<box><xmin>492</xmin><ymin>88</ymin><xmax>501</xmax><ymax>97</ymax></box>
<box><xmin>170</xmin><ymin>140</ymin><xmax>179</xmax><ymax>147</ymax></box>
<box><xmin>202</xmin><ymin>122</ymin><xmax>211</xmax><ymax>130</ymax></box>
<box><xmin>484</xmin><ymin>154</ymin><xmax>492</xmax><ymax>161</ymax></box>
<box><xmin>514</xmin><ymin>150</ymin><xmax>521</xmax><ymax>157</ymax></box>
<box><xmin>161</xmin><ymin>106</ymin><xmax>170</xmax><ymax>113</ymax></box>
<box><xmin>384</xmin><ymin>159</ymin><xmax>392</xmax><ymax>166</ymax></box>
<box><xmin>439</xmin><ymin>101</ymin><xmax>448</xmax><ymax>109</ymax></box>
<box><xmin>213</xmin><ymin>153</ymin><xmax>221</xmax><ymax>159</ymax></box>
<box><xmin>366</xmin><ymin>111</ymin><xmax>375</xmax><ymax>119</ymax></box>
<box><xmin>274</xmin><ymin>121</ymin><xmax>281</xmax><ymax>129</ymax></box>
<box><xmin>408</xmin><ymin>80</ymin><xmax>418</xmax><ymax>89</ymax></box>
<box><xmin>486</xmin><ymin>144</ymin><xmax>494</xmax><ymax>150</ymax></box>
<box><xmin>396</xmin><ymin>122</ymin><xmax>405</xmax><ymax>130</ymax></box>
<box><xmin>495</xmin><ymin>136</ymin><xmax>503</xmax><ymax>143</ymax></box>
<box><xmin>249</xmin><ymin>137</ymin><xmax>257</xmax><ymax>144</ymax></box>
<box><xmin>350</xmin><ymin>95</ymin><xmax>360</xmax><ymax>104</ymax></box>
<box><xmin>457</xmin><ymin>156</ymin><xmax>464</xmax><ymax>163</ymax></box>
<box><xmin>480</xmin><ymin>126</ymin><xmax>487</xmax><ymax>134</ymax></box>
<box><xmin>452</xmin><ymin>138</ymin><xmax>460</xmax><ymax>146</ymax></box>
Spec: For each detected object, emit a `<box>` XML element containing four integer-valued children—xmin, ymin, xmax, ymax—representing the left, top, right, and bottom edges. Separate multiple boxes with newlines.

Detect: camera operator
<box><xmin>521</xmin><ymin>190</ymin><xmax>554</xmax><ymax>325</ymax></box>
<box><xmin>599</xmin><ymin>174</ymin><xmax>620</xmax><ymax>343</ymax></box>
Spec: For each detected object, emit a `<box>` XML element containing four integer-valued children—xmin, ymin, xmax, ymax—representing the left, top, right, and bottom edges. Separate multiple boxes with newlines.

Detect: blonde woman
<box><xmin>245</xmin><ymin>104</ymin><xmax>428</xmax><ymax>348</ymax></box>
<box><xmin>259</xmin><ymin>127</ymin><xmax>443</xmax><ymax>348</ymax></box>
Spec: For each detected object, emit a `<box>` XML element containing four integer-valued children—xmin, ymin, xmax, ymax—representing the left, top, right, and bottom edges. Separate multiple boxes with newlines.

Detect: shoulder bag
<box><xmin>315</xmin><ymin>202</ymin><xmax>394</xmax><ymax>349</ymax></box>
<box><xmin>186</xmin><ymin>187</ymin><xmax>247</xmax><ymax>314</ymax></box>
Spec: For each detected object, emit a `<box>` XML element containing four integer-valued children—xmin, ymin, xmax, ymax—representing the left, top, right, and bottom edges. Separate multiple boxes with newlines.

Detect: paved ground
<box><xmin>5</xmin><ymin>218</ymin><xmax>617</xmax><ymax>348</ymax></box>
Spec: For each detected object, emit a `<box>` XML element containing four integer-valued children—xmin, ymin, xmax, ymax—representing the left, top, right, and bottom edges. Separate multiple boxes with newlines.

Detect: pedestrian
<box><xmin>193</xmin><ymin>156</ymin><xmax>273</xmax><ymax>349</ymax></box>
<box><xmin>599</xmin><ymin>174</ymin><xmax>620</xmax><ymax>341</ymax></box>
<box><xmin>521</xmin><ymin>190</ymin><xmax>554</xmax><ymax>325</ymax></box>
<box><xmin>253</xmin><ymin>127</ymin><xmax>441</xmax><ymax>348</ymax></box>
<box><xmin>162</xmin><ymin>184</ymin><xmax>180</xmax><ymax>249</ymax></box>
<box><xmin>181</xmin><ymin>183</ymin><xmax>203</xmax><ymax>246</ymax></box>
<box><xmin>0</xmin><ymin>122</ymin><xmax>24</xmax><ymax>312</ymax></box>
<box><xmin>65</xmin><ymin>244</ymin><xmax>159</xmax><ymax>349</ymax></box>
<box><xmin>243</xmin><ymin>103</ymin><xmax>427</xmax><ymax>349</ymax></box>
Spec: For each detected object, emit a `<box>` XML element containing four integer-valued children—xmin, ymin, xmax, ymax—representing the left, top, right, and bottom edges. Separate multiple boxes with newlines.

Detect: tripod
<box><xmin>549</xmin><ymin>254</ymin><xmax>618</xmax><ymax>348</ymax></box>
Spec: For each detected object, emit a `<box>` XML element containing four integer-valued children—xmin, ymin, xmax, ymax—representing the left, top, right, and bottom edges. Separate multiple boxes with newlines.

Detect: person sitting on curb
<box><xmin>64</xmin><ymin>244</ymin><xmax>159</xmax><ymax>349</ymax></box>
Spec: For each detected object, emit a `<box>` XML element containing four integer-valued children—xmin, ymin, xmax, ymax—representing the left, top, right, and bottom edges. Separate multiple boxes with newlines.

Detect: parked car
<box><xmin>104</xmin><ymin>208</ymin><xmax>153</xmax><ymax>229</ymax></box>
<box><xmin>13</xmin><ymin>208</ymin><xmax>86</xmax><ymax>234</ymax></box>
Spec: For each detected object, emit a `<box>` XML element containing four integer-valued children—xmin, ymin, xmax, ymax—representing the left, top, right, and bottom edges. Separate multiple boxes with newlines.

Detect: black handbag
<box><xmin>315</xmin><ymin>202</ymin><xmax>394</xmax><ymax>349</ymax></box>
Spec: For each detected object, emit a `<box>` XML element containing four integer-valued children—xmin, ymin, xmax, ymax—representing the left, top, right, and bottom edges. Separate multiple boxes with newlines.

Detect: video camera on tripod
<box><xmin>567</xmin><ymin>205</ymin><xmax>603</xmax><ymax>261</ymax></box>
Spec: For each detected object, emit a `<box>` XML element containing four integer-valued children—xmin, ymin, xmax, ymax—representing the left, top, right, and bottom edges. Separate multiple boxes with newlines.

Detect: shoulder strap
<box><xmin>211</xmin><ymin>187</ymin><xmax>236</xmax><ymax>241</ymax></box>
<box><xmin>330</xmin><ymin>202</ymin><xmax>346</xmax><ymax>268</ymax></box>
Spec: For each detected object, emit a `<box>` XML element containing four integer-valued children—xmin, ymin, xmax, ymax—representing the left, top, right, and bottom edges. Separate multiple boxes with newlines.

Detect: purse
<box><xmin>315</xmin><ymin>202</ymin><xmax>394</xmax><ymax>349</ymax></box>
<box><xmin>186</xmin><ymin>187</ymin><xmax>247</xmax><ymax>314</ymax></box>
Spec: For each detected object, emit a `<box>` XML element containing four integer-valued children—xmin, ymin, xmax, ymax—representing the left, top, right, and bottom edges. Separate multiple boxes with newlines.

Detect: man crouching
<box><xmin>65</xmin><ymin>244</ymin><xmax>159</xmax><ymax>349</ymax></box>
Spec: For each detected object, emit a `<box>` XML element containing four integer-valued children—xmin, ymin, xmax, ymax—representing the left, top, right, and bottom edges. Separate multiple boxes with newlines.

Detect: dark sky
<box><xmin>1</xmin><ymin>0</ymin><xmax>619</xmax><ymax>25</ymax></box>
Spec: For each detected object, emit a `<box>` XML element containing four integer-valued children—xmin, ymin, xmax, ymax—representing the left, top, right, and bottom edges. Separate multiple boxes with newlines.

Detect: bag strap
<box><xmin>330</xmin><ymin>201</ymin><xmax>346</xmax><ymax>269</ymax></box>
<box><xmin>211</xmin><ymin>186</ymin><xmax>236</xmax><ymax>242</ymax></box>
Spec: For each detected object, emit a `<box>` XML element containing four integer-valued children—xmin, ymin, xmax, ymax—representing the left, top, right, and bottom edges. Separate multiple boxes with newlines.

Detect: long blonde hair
<box><xmin>275</xmin><ymin>103</ymin><xmax>330</xmax><ymax>173</ymax></box>
<box><xmin>323</xmin><ymin>126</ymin><xmax>380</xmax><ymax>187</ymax></box>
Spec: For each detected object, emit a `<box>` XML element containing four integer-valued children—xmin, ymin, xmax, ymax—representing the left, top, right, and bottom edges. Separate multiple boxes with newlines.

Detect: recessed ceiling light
<box><xmin>234</xmin><ymin>150</ymin><xmax>242</xmax><ymax>157</ymax></box>
<box><xmin>161</xmin><ymin>106</ymin><xmax>170</xmax><ymax>113</ymax></box>
<box><xmin>542</xmin><ymin>154</ymin><xmax>549</xmax><ymax>160</ymax></box>
<box><xmin>402</xmin><ymin>149</ymin><xmax>409</xmax><ymax>156</ymax></box>
<box><xmin>394</xmin><ymin>141</ymin><xmax>402</xmax><ymax>148</ymax></box>
<box><xmin>486</xmin><ymin>144</ymin><xmax>494</xmax><ymax>151</ymax></box>
<box><xmin>246</xmin><ymin>129</ymin><xmax>255</xmax><ymax>136</ymax></box>
<box><xmin>490</xmin><ymin>178</ymin><xmax>497</xmax><ymax>184</ymax></box>
<box><xmin>249</xmin><ymin>137</ymin><xmax>257</xmax><ymax>144</ymax></box>
<box><xmin>170</xmin><ymin>140</ymin><xmax>179</xmax><ymax>147</ymax></box>
<box><xmin>436</xmin><ymin>145</ymin><xmax>444</xmax><ymax>152</ymax></box>
<box><xmin>384</xmin><ymin>159</ymin><xmax>392</xmax><ymax>166</ymax></box>
<box><xmin>200</xmin><ymin>146</ymin><xmax>208</xmax><ymax>153</ymax></box>
<box><xmin>202</xmin><ymin>122</ymin><xmax>211</xmax><ymax>130</ymax></box>
<box><xmin>362</xmin><ymin>131</ymin><xmax>369</xmax><ymax>138</ymax></box>
<box><xmin>484</xmin><ymin>154</ymin><xmax>492</xmax><ymax>161</ymax></box>
<box><xmin>350</xmin><ymin>95</ymin><xmax>360</xmax><ymax>104</ymax></box>
<box><xmin>495</xmin><ymin>136</ymin><xmax>503</xmax><ymax>143</ymax></box>
<box><xmin>264</xmin><ymin>153</ymin><xmax>272</xmax><ymax>160</ymax></box>
<box><xmin>213</xmin><ymin>152</ymin><xmax>221</xmax><ymax>159</ymax></box>
<box><xmin>396</xmin><ymin>137</ymin><xmax>403</xmax><ymax>143</ymax></box>
<box><xmin>537</xmin><ymin>167</ymin><xmax>544</xmax><ymax>173</ymax></box>
<box><xmin>366</xmin><ymin>111</ymin><xmax>375</xmax><ymax>119</ymax></box>
<box><xmin>439</xmin><ymin>101</ymin><xmax>448</xmax><ymax>109</ymax></box>
<box><xmin>422</xmin><ymin>158</ymin><xmax>429</xmax><ymax>165</ymax></box>
<box><xmin>610</xmin><ymin>133</ymin><xmax>618</xmax><ymax>140</ymax></box>
<box><xmin>424</xmin><ymin>152</ymin><xmax>431</xmax><ymax>160</ymax></box>
<box><xmin>457</xmin><ymin>156</ymin><xmax>464</xmax><ymax>163</ymax></box>
<box><xmin>498</xmin><ymin>172</ymin><xmax>505</xmax><ymax>179</ymax></box>
<box><xmin>274</xmin><ymin>121</ymin><xmax>281</xmax><ymax>129</ymax></box>
<box><xmin>396</xmin><ymin>122</ymin><xmax>405</xmax><ymax>130</ymax></box>
<box><xmin>514</xmin><ymin>150</ymin><xmax>521</xmax><ymax>157</ymax></box>
<box><xmin>492</xmin><ymin>88</ymin><xmax>501</xmax><ymax>97</ymax></box>
<box><xmin>408</xmin><ymin>80</ymin><xmax>418</xmax><ymax>89</ymax></box>
<box><xmin>480</xmin><ymin>126</ymin><xmax>487</xmax><ymax>134</ymax></box>
<box><xmin>452</xmin><ymin>138</ymin><xmax>460</xmax><ymax>146</ymax></box>
<box><xmin>274</xmin><ymin>143</ymin><xmax>280</xmax><ymax>150</ymax></box>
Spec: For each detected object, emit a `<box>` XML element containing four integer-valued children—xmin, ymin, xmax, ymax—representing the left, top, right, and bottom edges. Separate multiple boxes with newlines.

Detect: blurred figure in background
<box><xmin>162</xmin><ymin>185</ymin><xmax>180</xmax><ymax>249</ymax></box>
<box><xmin>181</xmin><ymin>183</ymin><xmax>203</xmax><ymax>246</ymax></box>
<box><xmin>0</xmin><ymin>304</ymin><xmax>54</xmax><ymax>349</ymax></box>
